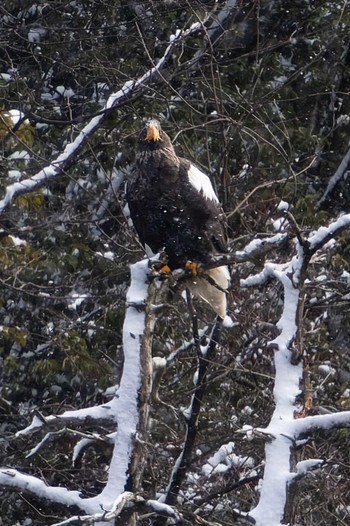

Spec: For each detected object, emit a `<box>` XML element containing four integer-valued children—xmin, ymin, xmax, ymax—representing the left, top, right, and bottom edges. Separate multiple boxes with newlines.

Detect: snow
<box><xmin>126</xmin><ymin>258</ymin><xmax>149</xmax><ymax>306</ymax></box>
<box><xmin>309</xmin><ymin>213</ymin><xmax>350</xmax><ymax>250</ymax></box>
<box><xmin>277</xmin><ymin>200</ymin><xmax>290</xmax><ymax>212</ymax></box>
<box><xmin>292</xmin><ymin>411</ymin><xmax>350</xmax><ymax>435</ymax></box>
<box><xmin>272</xmin><ymin>217</ymin><xmax>288</xmax><ymax>232</ymax></box>
<box><xmin>0</xmin><ymin>73</ymin><xmax>12</xmax><ymax>83</ymax></box>
<box><xmin>153</xmin><ymin>356</ymin><xmax>167</xmax><ymax>369</ymax></box>
<box><xmin>341</xmin><ymin>270</ymin><xmax>350</xmax><ymax>282</ymax></box>
<box><xmin>8</xmin><ymin>170</ymin><xmax>21</xmax><ymax>180</ymax></box>
<box><xmin>222</xmin><ymin>314</ymin><xmax>235</xmax><ymax>327</ymax></box>
<box><xmin>146</xmin><ymin>500</ymin><xmax>178</xmax><ymax>517</ymax></box>
<box><xmin>169</xmin><ymin>29</ymin><xmax>182</xmax><ymax>42</ymax></box>
<box><xmin>236</xmin><ymin>233</ymin><xmax>287</xmax><ymax>259</ymax></box>
<box><xmin>189</xmin><ymin>22</ymin><xmax>201</xmax><ymax>32</ymax></box>
<box><xmin>8</xmin><ymin>150</ymin><xmax>30</xmax><ymax>160</ymax></box>
<box><xmin>202</xmin><ymin>442</ymin><xmax>254</xmax><ymax>476</ymax></box>
<box><xmin>0</xmin><ymin>469</ymin><xmax>88</xmax><ymax>511</ymax></box>
<box><xmin>8</xmin><ymin>109</ymin><xmax>27</xmax><ymax>125</ymax></box>
<box><xmin>68</xmin><ymin>292</ymin><xmax>88</xmax><ymax>311</ymax></box>
<box><xmin>72</xmin><ymin>438</ymin><xmax>93</xmax><ymax>466</ymax></box>
<box><xmin>28</xmin><ymin>27</ymin><xmax>47</xmax><ymax>43</ymax></box>
<box><xmin>248</xmin><ymin>243</ymin><xmax>304</xmax><ymax>525</ymax></box>
<box><xmin>250</xmin><ymin>437</ymin><xmax>293</xmax><ymax>525</ymax></box>
<box><xmin>296</xmin><ymin>459</ymin><xmax>323</xmax><ymax>475</ymax></box>
<box><xmin>8</xmin><ymin>235</ymin><xmax>27</xmax><ymax>246</ymax></box>
<box><xmin>93</xmin><ymin>259</ymin><xmax>149</xmax><ymax>507</ymax></box>
<box><xmin>95</xmin><ymin>250</ymin><xmax>114</xmax><ymax>261</ymax></box>
<box><xmin>55</xmin><ymin>85</ymin><xmax>75</xmax><ymax>99</ymax></box>
<box><xmin>240</xmin><ymin>262</ymin><xmax>275</xmax><ymax>288</ymax></box>
<box><xmin>187</xmin><ymin>164</ymin><xmax>219</xmax><ymax>202</ymax></box>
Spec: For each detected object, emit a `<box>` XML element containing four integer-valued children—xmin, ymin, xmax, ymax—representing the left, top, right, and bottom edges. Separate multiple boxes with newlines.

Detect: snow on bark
<box><xmin>235</xmin><ymin>233</ymin><xmax>288</xmax><ymax>259</ymax></box>
<box><xmin>249</xmin><ymin>248</ymin><xmax>303</xmax><ymax>526</ymax></box>
<box><xmin>94</xmin><ymin>259</ymin><xmax>150</xmax><ymax>508</ymax></box>
<box><xmin>0</xmin><ymin>469</ymin><xmax>92</xmax><ymax>513</ymax></box>
<box><xmin>308</xmin><ymin>212</ymin><xmax>350</xmax><ymax>251</ymax></box>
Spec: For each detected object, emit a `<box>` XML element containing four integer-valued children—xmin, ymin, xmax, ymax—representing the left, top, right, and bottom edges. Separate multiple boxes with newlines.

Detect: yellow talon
<box><xmin>159</xmin><ymin>264</ymin><xmax>172</xmax><ymax>274</ymax></box>
<box><xmin>185</xmin><ymin>261</ymin><xmax>198</xmax><ymax>276</ymax></box>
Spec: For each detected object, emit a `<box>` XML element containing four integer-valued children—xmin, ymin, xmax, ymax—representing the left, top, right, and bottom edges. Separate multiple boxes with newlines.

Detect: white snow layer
<box><xmin>91</xmin><ymin>259</ymin><xmax>149</xmax><ymax>509</ymax></box>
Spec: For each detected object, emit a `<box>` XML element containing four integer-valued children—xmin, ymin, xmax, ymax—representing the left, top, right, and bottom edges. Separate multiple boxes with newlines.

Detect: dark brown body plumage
<box><xmin>127</xmin><ymin>123</ymin><xmax>228</xmax><ymax>268</ymax></box>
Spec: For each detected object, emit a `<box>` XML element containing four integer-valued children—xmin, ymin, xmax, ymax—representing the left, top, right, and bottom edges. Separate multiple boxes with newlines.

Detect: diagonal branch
<box><xmin>0</xmin><ymin>20</ymin><xmax>205</xmax><ymax>215</ymax></box>
<box><xmin>317</xmin><ymin>145</ymin><xmax>350</xmax><ymax>208</ymax></box>
<box><xmin>162</xmin><ymin>318</ymin><xmax>223</xmax><ymax>509</ymax></box>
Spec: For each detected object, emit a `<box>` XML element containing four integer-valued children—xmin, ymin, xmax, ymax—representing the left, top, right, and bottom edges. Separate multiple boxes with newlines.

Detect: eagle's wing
<box><xmin>180</xmin><ymin>159</ymin><xmax>228</xmax><ymax>254</ymax></box>
<box><xmin>186</xmin><ymin>164</ymin><xmax>220</xmax><ymax>203</ymax></box>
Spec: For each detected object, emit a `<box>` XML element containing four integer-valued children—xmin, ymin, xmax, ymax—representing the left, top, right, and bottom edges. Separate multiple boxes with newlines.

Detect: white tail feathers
<box><xmin>187</xmin><ymin>266</ymin><xmax>230</xmax><ymax>318</ymax></box>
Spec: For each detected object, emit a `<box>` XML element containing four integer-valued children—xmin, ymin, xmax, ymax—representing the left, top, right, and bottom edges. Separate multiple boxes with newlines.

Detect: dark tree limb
<box><xmin>161</xmin><ymin>318</ymin><xmax>223</xmax><ymax>510</ymax></box>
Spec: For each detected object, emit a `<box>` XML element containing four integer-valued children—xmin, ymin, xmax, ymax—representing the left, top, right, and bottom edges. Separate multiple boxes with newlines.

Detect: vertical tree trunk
<box><xmin>124</xmin><ymin>280</ymin><xmax>157</xmax><ymax>526</ymax></box>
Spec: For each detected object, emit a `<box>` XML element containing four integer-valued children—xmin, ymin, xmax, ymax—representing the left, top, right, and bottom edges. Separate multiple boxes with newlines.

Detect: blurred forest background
<box><xmin>0</xmin><ymin>1</ymin><xmax>350</xmax><ymax>524</ymax></box>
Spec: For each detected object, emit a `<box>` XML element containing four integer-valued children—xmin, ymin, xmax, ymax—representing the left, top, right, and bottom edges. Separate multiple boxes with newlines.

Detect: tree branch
<box><xmin>317</xmin><ymin>145</ymin><xmax>350</xmax><ymax>208</ymax></box>
<box><xmin>162</xmin><ymin>318</ymin><xmax>223</xmax><ymax>508</ymax></box>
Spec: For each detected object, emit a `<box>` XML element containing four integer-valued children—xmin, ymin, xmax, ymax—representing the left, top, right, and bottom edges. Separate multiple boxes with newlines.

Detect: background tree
<box><xmin>1</xmin><ymin>1</ymin><xmax>350</xmax><ymax>525</ymax></box>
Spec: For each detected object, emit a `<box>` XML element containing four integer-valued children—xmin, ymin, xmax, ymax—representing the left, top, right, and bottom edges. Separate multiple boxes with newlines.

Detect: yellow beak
<box><xmin>145</xmin><ymin>124</ymin><xmax>160</xmax><ymax>141</ymax></box>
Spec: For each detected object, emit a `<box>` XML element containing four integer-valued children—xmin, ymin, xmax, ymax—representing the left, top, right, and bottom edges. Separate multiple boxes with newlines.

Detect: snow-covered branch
<box><xmin>16</xmin><ymin>405</ymin><xmax>116</xmax><ymax>438</ymax></box>
<box><xmin>51</xmin><ymin>494</ymin><xmax>180</xmax><ymax>526</ymax></box>
<box><xmin>244</xmin><ymin>212</ymin><xmax>350</xmax><ymax>525</ymax></box>
<box><xmin>235</xmin><ymin>233</ymin><xmax>289</xmax><ymax>261</ymax></box>
<box><xmin>0</xmin><ymin>469</ymin><xmax>88</xmax><ymax>512</ymax></box>
<box><xmin>308</xmin><ymin>212</ymin><xmax>350</xmax><ymax>253</ymax></box>
<box><xmin>293</xmin><ymin>410</ymin><xmax>350</xmax><ymax>435</ymax></box>
<box><xmin>247</xmin><ymin>245</ymin><xmax>304</xmax><ymax>526</ymax></box>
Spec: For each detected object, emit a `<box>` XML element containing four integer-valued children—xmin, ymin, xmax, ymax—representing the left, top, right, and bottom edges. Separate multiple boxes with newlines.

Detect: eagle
<box><xmin>127</xmin><ymin>119</ymin><xmax>230</xmax><ymax>319</ymax></box>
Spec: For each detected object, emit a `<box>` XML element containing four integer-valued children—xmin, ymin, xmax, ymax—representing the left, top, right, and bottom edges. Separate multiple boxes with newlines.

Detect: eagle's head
<box><xmin>137</xmin><ymin>119</ymin><xmax>175</xmax><ymax>158</ymax></box>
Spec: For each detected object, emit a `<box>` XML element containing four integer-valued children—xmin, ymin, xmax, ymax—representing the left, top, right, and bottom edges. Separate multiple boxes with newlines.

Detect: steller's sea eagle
<box><xmin>127</xmin><ymin>119</ymin><xmax>230</xmax><ymax>318</ymax></box>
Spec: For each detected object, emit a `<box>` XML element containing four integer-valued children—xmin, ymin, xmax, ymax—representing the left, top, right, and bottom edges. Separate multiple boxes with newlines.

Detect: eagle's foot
<box><xmin>150</xmin><ymin>258</ymin><xmax>172</xmax><ymax>277</ymax></box>
<box><xmin>185</xmin><ymin>260</ymin><xmax>200</xmax><ymax>276</ymax></box>
<box><xmin>158</xmin><ymin>264</ymin><xmax>172</xmax><ymax>274</ymax></box>
<box><xmin>150</xmin><ymin>251</ymin><xmax>171</xmax><ymax>274</ymax></box>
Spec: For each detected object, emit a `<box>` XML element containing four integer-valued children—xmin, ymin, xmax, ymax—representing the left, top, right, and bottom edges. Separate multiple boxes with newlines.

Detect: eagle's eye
<box><xmin>145</xmin><ymin>125</ymin><xmax>161</xmax><ymax>142</ymax></box>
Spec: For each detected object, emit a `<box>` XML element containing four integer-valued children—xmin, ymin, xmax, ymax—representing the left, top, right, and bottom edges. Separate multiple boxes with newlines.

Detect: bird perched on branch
<box><xmin>127</xmin><ymin>119</ymin><xmax>230</xmax><ymax>318</ymax></box>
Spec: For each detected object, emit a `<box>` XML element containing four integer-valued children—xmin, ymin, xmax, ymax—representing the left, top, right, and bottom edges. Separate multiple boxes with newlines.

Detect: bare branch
<box><xmin>162</xmin><ymin>318</ymin><xmax>223</xmax><ymax>507</ymax></box>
